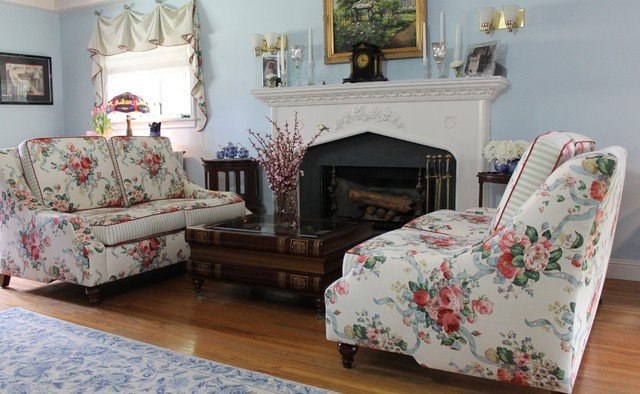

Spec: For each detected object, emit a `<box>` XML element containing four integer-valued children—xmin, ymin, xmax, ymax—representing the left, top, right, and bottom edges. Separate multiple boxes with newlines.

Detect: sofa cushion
<box><xmin>135</xmin><ymin>198</ymin><xmax>247</xmax><ymax>226</ymax></box>
<box><xmin>76</xmin><ymin>205</ymin><xmax>186</xmax><ymax>246</ymax></box>
<box><xmin>490</xmin><ymin>132</ymin><xmax>595</xmax><ymax>232</ymax></box>
<box><xmin>18</xmin><ymin>137</ymin><xmax>124</xmax><ymax>212</ymax></box>
<box><xmin>109</xmin><ymin>136</ymin><xmax>185</xmax><ymax>206</ymax></box>
<box><xmin>0</xmin><ymin>148</ymin><xmax>41</xmax><ymax>210</ymax></box>
<box><xmin>404</xmin><ymin>209</ymin><xmax>493</xmax><ymax>241</ymax></box>
<box><xmin>77</xmin><ymin>198</ymin><xmax>246</xmax><ymax>246</ymax></box>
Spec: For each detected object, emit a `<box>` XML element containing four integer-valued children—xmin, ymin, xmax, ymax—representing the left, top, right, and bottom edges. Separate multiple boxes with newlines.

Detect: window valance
<box><xmin>87</xmin><ymin>0</ymin><xmax>207</xmax><ymax>131</ymax></box>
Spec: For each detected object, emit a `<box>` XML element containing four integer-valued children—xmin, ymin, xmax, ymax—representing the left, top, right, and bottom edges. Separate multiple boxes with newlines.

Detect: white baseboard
<box><xmin>607</xmin><ymin>259</ymin><xmax>640</xmax><ymax>281</ymax></box>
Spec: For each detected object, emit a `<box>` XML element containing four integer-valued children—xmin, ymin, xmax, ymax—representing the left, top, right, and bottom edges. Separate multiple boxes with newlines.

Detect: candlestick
<box><xmin>422</xmin><ymin>22</ymin><xmax>427</xmax><ymax>63</ymax></box>
<box><xmin>308</xmin><ymin>28</ymin><xmax>313</xmax><ymax>61</ymax></box>
<box><xmin>454</xmin><ymin>24</ymin><xmax>461</xmax><ymax>61</ymax></box>
<box><xmin>439</xmin><ymin>11</ymin><xmax>445</xmax><ymax>43</ymax></box>
<box><xmin>422</xmin><ymin>22</ymin><xmax>428</xmax><ymax>79</ymax></box>
<box><xmin>280</xmin><ymin>34</ymin><xmax>287</xmax><ymax>87</ymax></box>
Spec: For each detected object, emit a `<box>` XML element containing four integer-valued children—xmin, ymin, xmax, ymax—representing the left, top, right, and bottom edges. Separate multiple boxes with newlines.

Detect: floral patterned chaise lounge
<box><xmin>325</xmin><ymin>132</ymin><xmax>627</xmax><ymax>392</ymax></box>
<box><xmin>0</xmin><ymin>136</ymin><xmax>245</xmax><ymax>305</ymax></box>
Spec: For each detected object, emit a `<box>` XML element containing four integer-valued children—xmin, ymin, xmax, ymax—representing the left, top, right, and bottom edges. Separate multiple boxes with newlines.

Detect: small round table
<box><xmin>477</xmin><ymin>172</ymin><xmax>511</xmax><ymax>207</ymax></box>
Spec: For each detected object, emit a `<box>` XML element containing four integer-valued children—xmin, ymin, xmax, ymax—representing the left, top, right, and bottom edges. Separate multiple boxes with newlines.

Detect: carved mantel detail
<box><xmin>250</xmin><ymin>77</ymin><xmax>509</xmax><ymax>107</ymax></box>
<box><xmin>336</xmin><ymin>106</ymin><xmax>405</xmax><ymax>130</ymax></box>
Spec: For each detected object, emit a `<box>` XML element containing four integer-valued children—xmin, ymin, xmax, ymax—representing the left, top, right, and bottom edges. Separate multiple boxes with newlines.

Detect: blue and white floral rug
<box><xmin>0</xmin><ymin>308</ymin><xmax>328</xmax><ymax>393</ymax></box>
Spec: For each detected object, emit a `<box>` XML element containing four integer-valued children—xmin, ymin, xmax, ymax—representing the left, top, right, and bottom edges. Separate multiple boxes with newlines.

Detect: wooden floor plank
<box><xmin>1</xmin><ymin>275</ymin><xmax>639</xmax><ymax>393</ymax></box>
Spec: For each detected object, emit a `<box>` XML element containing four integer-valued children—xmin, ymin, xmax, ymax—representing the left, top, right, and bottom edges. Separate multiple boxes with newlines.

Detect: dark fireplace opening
<box><xmin>300</xmin><ymin>133</ymin><xmax>456</xmax><ymax>232</ymax></box>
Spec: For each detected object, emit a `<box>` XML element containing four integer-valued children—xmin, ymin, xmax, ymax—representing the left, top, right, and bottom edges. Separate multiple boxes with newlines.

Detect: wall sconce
<box><xmin>253</xmin><ymin>32</ymin><xmax>287</xmax><ymax>56</ymax></box>
<box><xmin>478</xmin><ymin>4</ymin><xmax>525</xmax><ymax>34</ymax></box>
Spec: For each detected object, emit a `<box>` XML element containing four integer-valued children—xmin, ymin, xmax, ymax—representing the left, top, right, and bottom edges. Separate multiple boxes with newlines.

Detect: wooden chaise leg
<box><xmin>1</xmin><ymin>275</ymin><xmax>10</xmax><ymax>288</ymax></box>
<box><xmin>338</xmin><ymin>342</ymin><xmax>358</xmax><ymax>368</ymax></box>
<box><xmin>85</xmin><ymin>286</ymin><xmax>104</xmax><ymax>306</ymax></box>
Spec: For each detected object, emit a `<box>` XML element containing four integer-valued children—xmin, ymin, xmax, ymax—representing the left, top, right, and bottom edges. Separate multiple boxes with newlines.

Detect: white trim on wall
<box><xmin>607</xmin><ymin>259</ymin><xmax>640</xmax><ymax>281</ymax></box>
<box><xmin>0</xmin><ymin>0</ymin><xmax>56</xmax><ymax>10</ymax></box>
<box><xmin>0</xmin><ymin>0</ymin><xmax>119</xmax><ymax>11</ymax></box>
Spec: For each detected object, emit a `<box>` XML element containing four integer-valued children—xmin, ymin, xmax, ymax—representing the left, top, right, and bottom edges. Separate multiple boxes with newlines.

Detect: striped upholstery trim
<box><xmin>77</xmin><ymin>208</ymin><xmax>186</xmax><ymax>246</ymax></box>
<box><xmin>184</xmin><ymin>201</ymin><xmax>247</xmax><ymax>226</ymax></box>
<box><xmin>17</xmin><ymin>144</ymin><xmax>41</xmax><ymax>203</ymax></box>
<box><xmin>490</xmin><ymin>132</ymin><xmax>595</xmax><ymax>231</ymax></box>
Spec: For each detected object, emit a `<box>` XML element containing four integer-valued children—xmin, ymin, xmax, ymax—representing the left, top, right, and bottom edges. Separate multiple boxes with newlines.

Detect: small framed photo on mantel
<box><xmin>463</xmin><ymin>41</ymin><xmax>499</xmax><ymax>77</ymax></box>
<box><xmin>0</xmin><ymin>52</ymin><xmax>53</xmax><ymax>105</ymax></box>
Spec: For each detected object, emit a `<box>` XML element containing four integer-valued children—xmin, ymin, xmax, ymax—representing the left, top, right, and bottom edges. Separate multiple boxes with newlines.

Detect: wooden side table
<box><xmin>202</xmin><ymin>159</ymin><xmax>261</xmax><ymax>213</ymax></box>
<box><xmin>477</xmin><ymin>172</ymin><xmax>511</xmax><ymax>207</ymax></box>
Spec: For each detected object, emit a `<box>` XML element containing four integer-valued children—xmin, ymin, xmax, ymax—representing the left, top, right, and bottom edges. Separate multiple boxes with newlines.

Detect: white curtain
<box><xmin>87</xmin><ymin>0</ymin><xmax>207</xmax><ymax>131</ymax></box>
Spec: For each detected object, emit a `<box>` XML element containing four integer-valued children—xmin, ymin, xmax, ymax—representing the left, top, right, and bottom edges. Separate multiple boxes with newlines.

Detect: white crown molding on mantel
<box><xmin>250</xmin><ymin>77</ymin><xmax>510</xmax><ymax>107</ymax></box>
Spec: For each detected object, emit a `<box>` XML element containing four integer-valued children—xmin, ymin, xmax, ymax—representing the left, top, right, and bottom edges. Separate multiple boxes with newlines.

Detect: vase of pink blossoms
<box><xmin>249</xmin><ymin>112</ymin><xmax>328</xmax><ymax>233</ymax></box>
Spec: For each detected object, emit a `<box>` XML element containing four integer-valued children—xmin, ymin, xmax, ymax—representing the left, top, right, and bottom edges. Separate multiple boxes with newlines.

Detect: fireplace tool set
<box><xmin>424</xmin><ymin>154</ymin><xmax>453</xmax><ymax>213</ymax></box>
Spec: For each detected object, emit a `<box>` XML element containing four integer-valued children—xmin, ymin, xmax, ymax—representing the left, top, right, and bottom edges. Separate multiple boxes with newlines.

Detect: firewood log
<box><xmin>349</xmin><ymin>188</ymin><xmax>413</xmax><ymax>213</ymax></box>
<box><xmin>384</xmin><ymin>210</ymin><xmax>398</xmax><ymax>221</ymax></box>
<box><xmin>375</xmin><ymin>208</ymin><xmax>387</xmax><ymax>219</ymax></box>
<box><xmin>365</xmin><ymin>206</ymin><xmax>377</xmax><ymax>215</ymax></box>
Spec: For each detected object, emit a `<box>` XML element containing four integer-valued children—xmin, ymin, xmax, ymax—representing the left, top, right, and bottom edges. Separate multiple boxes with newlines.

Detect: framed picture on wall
<box><xmin>463</xmin><ymin>41</ymin><xmax>499</xmax><ymax>77</ymax></box>
<box><xmin>262</xmin><ymin>56</ymin><xmax>281</xmax><ymax>87</ymax></box>
<box><xmin>0</xmin><ymin>52</ymin><xmax>53</xmax><ymax>105</ymax></box>
<box><xmin>323</xmin><ymin>0</ymin><xmax>427</xmax><ymax>64</ymax></box>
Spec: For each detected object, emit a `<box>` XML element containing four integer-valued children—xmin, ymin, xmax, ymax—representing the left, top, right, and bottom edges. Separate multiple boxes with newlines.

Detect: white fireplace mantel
<box><xmin>250</xmin><ymin>77</ymin><xmax>510</xmax><ymax>211</ymax></box>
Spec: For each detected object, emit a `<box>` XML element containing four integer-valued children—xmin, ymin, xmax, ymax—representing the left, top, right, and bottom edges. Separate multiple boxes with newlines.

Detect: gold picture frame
<box><xmin>324</xmin><ymin>0</ymin><xmax>427</xmax><ymax>64</ymax></box>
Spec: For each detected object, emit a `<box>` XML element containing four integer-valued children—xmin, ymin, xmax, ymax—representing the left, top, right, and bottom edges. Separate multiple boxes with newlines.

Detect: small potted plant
<box><xmin>483</xmin><ymin>140</ymin><xmax>528</xmax><ymax>174</ymax></box>
<box><xmin>89</xmin><ymin>104</ymin><xmax>112</xmax><ymax>137</ymax></box>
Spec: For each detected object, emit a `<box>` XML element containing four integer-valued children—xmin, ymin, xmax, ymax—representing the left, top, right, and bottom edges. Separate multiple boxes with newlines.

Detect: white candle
<box><xmin>439</xmin><ymin>11</ymin><xmax>444</xmax><ymax>43</ymax></box>
<box><xmin>454</xmin><ymin>24</ymin><xmax>461</xmax><ymax>61</ymax></box>
<box><xmin>280</xmin><ymin>34</ymin><xmax>285</xmax><ymax>73</ymax></box>
<box><xmin>308</xmin><ymin>28</ymin><xmax>313</xmax><ymax>62</ymax></box>
<box><xmin>422</xmin><ymin>22</ymin><xmax>427</xmax><ymax>64</ymax></box>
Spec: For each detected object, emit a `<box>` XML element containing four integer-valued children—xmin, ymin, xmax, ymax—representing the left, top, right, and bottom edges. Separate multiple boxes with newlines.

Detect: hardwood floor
<box><xmin>1</xmin><ymin>274</ymin><xmax>639</xmax><ymax>393</ymax></box>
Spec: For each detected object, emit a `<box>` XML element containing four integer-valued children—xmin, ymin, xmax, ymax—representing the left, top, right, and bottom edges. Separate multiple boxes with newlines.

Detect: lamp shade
<box><xmin>502</xmin><ymin>4</ymin><xmax>519</xmax><ymax>22</ymax></box>
<box><xmin>478</xmin><ymin>7</ymin><xmax>495</xmax><ymax>25</ymax></box>
<box><xmin>106</xmin><ymin>92</ymin><xmax>150</xmax><ymax>114</ymax></box>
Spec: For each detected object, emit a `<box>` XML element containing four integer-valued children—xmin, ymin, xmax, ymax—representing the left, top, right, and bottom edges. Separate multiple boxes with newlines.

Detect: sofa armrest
<box><xmin>182</xmin><ymin>178</ymin><xmax>244</xmax><ymax>204</ymax></box>
<box><xmin>0</xmin><ymin>177</ymin><xmax>106</xmax><ymax>285</ymax></box>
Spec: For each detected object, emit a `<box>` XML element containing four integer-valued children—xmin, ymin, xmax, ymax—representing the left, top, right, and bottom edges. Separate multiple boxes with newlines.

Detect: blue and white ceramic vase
<box><xmin>494</xmin><ymin>159</ymin><xmax>519</xmax><ymax>175</ymax></box>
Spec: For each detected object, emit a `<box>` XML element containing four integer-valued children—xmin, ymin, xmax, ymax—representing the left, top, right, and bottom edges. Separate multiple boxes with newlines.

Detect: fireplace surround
<box><xmin>251</xmin><ymin>77</ymin><xmax>509</xmax><ymax>211</ymax></box>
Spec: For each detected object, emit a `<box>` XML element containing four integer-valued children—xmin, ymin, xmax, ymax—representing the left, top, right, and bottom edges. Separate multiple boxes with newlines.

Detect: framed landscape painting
<box><xmin>324</xmin><ymin>0</ymin><xmax>427</xmax><ymax>64</ymax></box>
<box><xmin>0</xmin><ymin>52</ymin><xmax>53</xmax><ymax>105</ymax></box>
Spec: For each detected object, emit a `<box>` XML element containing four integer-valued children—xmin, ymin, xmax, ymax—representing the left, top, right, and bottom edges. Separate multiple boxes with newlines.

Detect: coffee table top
<box><xmin>187</xmin><ymin>215</ymin><xmax>373</xmax><ymax>258</ymax></box>
<box><xmin>203</xmin><ymin>215</ymin><xmax>361</xmax><ymax>239</ymax></box>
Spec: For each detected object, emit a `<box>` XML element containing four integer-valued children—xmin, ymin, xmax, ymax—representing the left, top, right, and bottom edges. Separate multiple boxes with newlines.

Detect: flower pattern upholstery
<box><xmin>325</xmin><ymin>147</ymin><xmax>626</xmax><ymax>393</ymax></box>
<box><xmin>109</xmin><ymin>136</ymin><xmax>185</xmax><ymax>206</ymax></box>
<box><xmin>18</xmin><ymin>137</ymin><xmax>123</xmax><ymax>212</ymax></box>
<box><xmin>1</xmin><ymin>136</ymin><xmax>246</xmax><ymax>299</ymax></box>
<box><xmin>404</xmin><ymin>209</ymin><xmax>493</xmax><ymax>241</ymax></box>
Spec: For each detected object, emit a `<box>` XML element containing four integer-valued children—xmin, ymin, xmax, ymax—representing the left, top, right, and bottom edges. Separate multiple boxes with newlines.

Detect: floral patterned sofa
<box><xmin>0</xmin><ymin>136</ymin><xmax>245</xmax><ymax>305</ymax></box>
<box><xmin>325</xmin><ymin>132</ymin><xmax>626</xmax><ymax>393</ymax></box>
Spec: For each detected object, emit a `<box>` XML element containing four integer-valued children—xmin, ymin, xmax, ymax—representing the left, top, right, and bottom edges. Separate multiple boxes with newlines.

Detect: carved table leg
<box><xmin>192</xmin><ymin>278</ymin><xmax>205</xmax><ymax>299</ymax></box>
<box><xmin>85</xmin><ymin>286</ymin><xmax>103</xmax><ymax>306</ymax></box>
<box><xmin>313</xmin><ymin>296</ymin><xmax>325</xmax><ymax>314</ymax></box>
<box><xmin>1</xmin><ymin>275</ymin><xmax>10</xmax><ymax>288</ymax></box>
<box><xmin>338</xmin><ymin>342</ymin><xmax>358</xmax><ymax>368</ymax></box>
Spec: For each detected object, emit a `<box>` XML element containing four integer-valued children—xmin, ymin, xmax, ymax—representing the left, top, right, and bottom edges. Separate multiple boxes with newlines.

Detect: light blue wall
<box><xmin>31</xmin><ymin>0</ymin><xmax>640</xmax><ymax>261</ymax></box>
<box><xmin>0</xmin><ymin>2</ymin><xmax>64</xmax><ymax>147</ymax></box>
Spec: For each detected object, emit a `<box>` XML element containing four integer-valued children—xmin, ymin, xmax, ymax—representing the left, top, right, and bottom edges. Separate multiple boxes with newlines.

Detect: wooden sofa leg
<box><xmin>85</xmin><ymin>286</ymin><xmax>103</xmax><ymax>306</ymax></box>
<box><xmin>338</xmin><ymin>342</ymin><xmax>358</xmax><ymax>368</ymax></box>
<box><xmin>1</xmin><ymin>275</ymin><xmax>10</xmax><ymax>288</ymax></box>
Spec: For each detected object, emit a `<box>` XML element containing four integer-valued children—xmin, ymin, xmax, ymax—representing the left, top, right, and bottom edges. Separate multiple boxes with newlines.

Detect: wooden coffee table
<box><xmin>185</xmin><ymin>215</ymin><xmax>373</xmax><ymax>311</ymax></box>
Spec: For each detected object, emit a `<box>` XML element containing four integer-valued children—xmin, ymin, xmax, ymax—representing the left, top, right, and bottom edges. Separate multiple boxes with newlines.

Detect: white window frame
<box><xmin>103</xmin><ymin>45</ymin><xmax>196</xmax><ymax>130</ymax></box>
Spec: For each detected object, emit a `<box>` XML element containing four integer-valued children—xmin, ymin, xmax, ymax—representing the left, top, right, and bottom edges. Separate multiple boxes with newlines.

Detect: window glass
<box><xmin>104</xmin><ymin>45</ymin><xmax>192</xmax><ymax>121</ymax></box>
